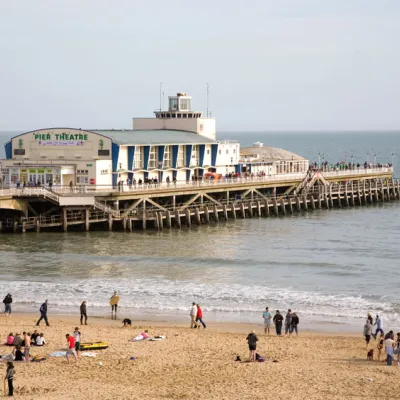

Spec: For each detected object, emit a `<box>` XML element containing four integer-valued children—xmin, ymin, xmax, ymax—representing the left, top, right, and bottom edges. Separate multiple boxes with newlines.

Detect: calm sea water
<box><xmin>0</xmin><ymin>131</ymin><xmax>399</xmax><ymax>331</ymax></box>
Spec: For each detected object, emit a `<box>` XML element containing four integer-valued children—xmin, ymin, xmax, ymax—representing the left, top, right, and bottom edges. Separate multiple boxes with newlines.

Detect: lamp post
<box><xmin>391</xmin><ymin>153</ymin><xmax>395</xmax><ymax>167</ymax></box>
<box><xmin>318</xmin><ymin>152</ymin><xmax>321</xmax><ymax>168</ymax></box>
<box><xmin>367</xmin><ymin>152</ymin><xmax>370</xmax><ymax>164</ymax></box>
<box><xmin>351</xmin><ymin>153</ymin><xmax>354</xmax><ymax>166</ymax></box>
<box><xmin>373</xmin><ymin>153</ymin><xmax>376</xmax><ymax>165</ymax></box>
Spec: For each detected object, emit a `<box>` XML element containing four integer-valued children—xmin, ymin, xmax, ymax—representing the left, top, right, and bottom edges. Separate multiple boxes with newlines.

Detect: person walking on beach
<box><xmin>284</xmin><ymin>309</ymin><xmax>293</xmax><ymax>337</ymax></box>
<box><xmin>273</xmin><ymin>310</ymin><xmax>283</xmax><ymax>336</ymax></box>
<box><xmin>73</xmin><ymin>327</ymin><xmax>81</xmax><ymax>360</ymax></box>
<box><xmin>190</xmin><ymin>302</ymin><xmax>198</xmax><ymax>328</ymax></box>
<box><xmin>246</xmin><ymin>330</ymin><xmax>258</xmax><ymax>362</ymax></box>
<box><xmin>367</xmin><ymin>313</ymin><xmax>373</xmax><ymax>325</ymax></box>
<box><xmin>377</xmin><ymin>334</ymin><xmax>384</xmax><ymax>362</ymax></box>
<box><xmin>364</xmin><ymin>320</ymin><xmax>372</xmax><ymax>349</ymax></box>
<box><xmin>4</xmin><ymin>361</ymin><xmax>15</xmax><ymax>397</ymax></box>
<box><xmin>23</xmin><ymin>332</ymin><xmax>31</xmax><ymax>363</ymax></box>
<box><xmin>66</xmin><ymin>334</ymin><xmax>78</xmax><ymax>363</ymax></box>
<box><xmin>290</xmin><ymin>312</ymin><xmax>300</xmax><ymax>337</ymax></box>
<box><xmin>36</xmin><ymin>300</ymin><xmax>50</xmax><ymax>326</ymax></box>
<box><xmin>262</xmin><ymin>307</ymin><xmax>272</xmax><ymax>335</ymax></box>
<box><xmin>80</xmin><ymin>301</ymin><xmax>88</xmax><ymax>325</ymax></box>
<box><xmin>372</xmin><ymin>314</ymin><xmax>383</xmax><ymax>339</ymax></box>
<box><xmin>3</xmin><ymin>293</ymin><xmax>12</xmax><ymax>317</ymax></box>
<box><xmin>196</xmin><ymin>304</ymin><xmax>206</xmax><ymax>329</ymax></box>
<box><xmin>109</xmin><ymin>291</ymin><xmax>119</xmax><ymax>316</ymax></box>
<box><xmin>385</xmin><ymin>335</ymin><xmax>395</xmax><ymax>366</ymax></box>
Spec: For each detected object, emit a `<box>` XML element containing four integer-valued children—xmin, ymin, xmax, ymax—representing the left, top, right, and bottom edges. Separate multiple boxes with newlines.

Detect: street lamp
<box><xmin>367</xmin><ymin>153</ymin><xmax>370</xmax><ymax>163</ymax></box>
<box><xmin>351</xmin><ymin>153</ymin><xmax>354</xmax><ymax>166</ymax></box>
<box><xmin>318</xmin><ymin>152</ymin><xmax>321</xmax><ymax>168</ymax></box>
<box><xmin>373</xmin><ymin>153</ymin><xmax>376</xmax><ymax>165</ymax></box>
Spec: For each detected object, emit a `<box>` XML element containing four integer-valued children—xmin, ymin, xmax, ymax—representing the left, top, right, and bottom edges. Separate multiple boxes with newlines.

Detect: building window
<box><xmin>169</xmin><ymin>98</ymin><xmax>178</xmax><ymax>111</ymax></box>
<box><xmin>164</xmin><ymin>145</ymin><xmax>171</xmax><ymax>167</ymax></box>
<box><xmin>226</xmin><ymin>149</ymin><xmax>229</xmax><ymax>155</ymax></box>
<box><xmin>134</xmin><ymin>146</ymin><xmax>142</xmax><ymax>168</ymax></box>
<box><xmin>177</xmin><ymin>145</ymin><xmax>185</xmax><ymax>167</ymax></box>
<box><xmin>180</xmin><ymin>98</ymin><xmax>190</xmax><ymax>111</ymax></box>
<box><xmin>100</xmin><ymin>169</ymin><xmax>109</xmax><ymax>175</ymax></box>
<box><xmin>148</xmin><ymin>146</ymin><xmax>157</xmax><ymax>169</ymax></box>
<box><xmin>233</xmin><ymin>149</ymin><xmax>236</xmax><ymax>154</ymax></box>
<box><xmin>207</xmin><ymin>149</ymin><xmax>210</xmax><ymax>155</ymax></box>
<box><xmin>218</xmin><ymin>150</ymin><xmax>221</xmax><ymax>155</ymax></box>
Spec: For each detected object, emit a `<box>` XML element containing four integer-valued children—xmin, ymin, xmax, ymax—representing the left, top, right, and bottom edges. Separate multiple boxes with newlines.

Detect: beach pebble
<box><xmin>367</xmin><ymin>378</ymin><xmax>373</xmax><ymax>382</ymax></box>
<box><xmin>98</xmin><ymin>362</ymin><xmax>103</xmax><ymax>366</ymax></box>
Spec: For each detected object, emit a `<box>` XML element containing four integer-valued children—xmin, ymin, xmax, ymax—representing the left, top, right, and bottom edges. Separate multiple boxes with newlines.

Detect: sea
<box><xmin>0</xmin><ymin>130</ymin><xmax>399</xmax><ymax>332</ymax></box>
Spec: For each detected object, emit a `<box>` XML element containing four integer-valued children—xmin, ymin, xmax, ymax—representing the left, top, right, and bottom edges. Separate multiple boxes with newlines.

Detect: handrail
<box><xmin>93</xmin><ymin>200</ymin><xmax>120</xmax><ymax>218</ymax></box>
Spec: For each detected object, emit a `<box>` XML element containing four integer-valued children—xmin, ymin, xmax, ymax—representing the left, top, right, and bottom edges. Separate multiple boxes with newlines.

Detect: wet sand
<box><xmin>0</xmin><ymin>314</ymin><xmax>398</xmax><ymax>399</ymax></box>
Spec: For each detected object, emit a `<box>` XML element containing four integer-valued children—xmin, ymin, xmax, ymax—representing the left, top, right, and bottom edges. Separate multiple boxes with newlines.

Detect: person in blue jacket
<box><xmin>36</xmin><ymin>300</ymin><xmax>50</xmax><ymax>326</ymax></box>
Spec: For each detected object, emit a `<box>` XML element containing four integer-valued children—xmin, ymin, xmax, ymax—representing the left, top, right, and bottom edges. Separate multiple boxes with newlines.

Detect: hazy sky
<box><xmin>0</xmin><ymin>0</ymin><xmax>399</xmax><ymax>131</ymax></box>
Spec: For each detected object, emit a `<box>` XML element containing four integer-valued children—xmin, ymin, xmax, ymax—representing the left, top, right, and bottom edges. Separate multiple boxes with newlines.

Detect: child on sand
<box><xmin>246</xmin><ymin>330</ymin><xmax>258</xmax><ymax>362</ymax></box>
<box><xmin>5</xmin><ymin>333</ymin><xmax>14</xmax><ymax>346</ymax></box>
<box><xmin>73</xmin><ymin>328</ymin><xmax>81</xmax><ymax>359</ymax></box>
<box><xmin>66</xmin><ymin>334</ymin><xmax>78</xmax><ymax>363</ymax></box>
<box><xmin>13</xmin><ymin>346</ymin><xmax>24</xmax><ymax>362</ymax></box>
<box><xmin>4</xmin><ymin>361</ymin><xmax>15</xmax><ymax>397</ymax></box>
<box><xmin>377</xmin><ymin>334</ymin><xmax>384</xmax><ymax>362</ymax></box>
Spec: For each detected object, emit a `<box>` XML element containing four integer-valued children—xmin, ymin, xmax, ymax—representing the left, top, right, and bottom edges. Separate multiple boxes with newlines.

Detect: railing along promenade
<box><xmin>0</xmin><ymin>167</ymin><xmax>393</xmax><ymax>198</ymax></box>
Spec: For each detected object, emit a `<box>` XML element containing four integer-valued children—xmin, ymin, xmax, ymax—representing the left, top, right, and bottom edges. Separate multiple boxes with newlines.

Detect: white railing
<box><xmin>93</xmin><ymin>200</ymin><xmax>120</xmax><ymax>218</ymax></box>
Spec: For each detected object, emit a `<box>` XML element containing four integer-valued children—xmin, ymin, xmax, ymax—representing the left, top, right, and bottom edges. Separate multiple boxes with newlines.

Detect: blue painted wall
<box><xmin>111</xmin><ymin>142</ymin><xmax>120</xmax><ymax>186</ymax></box>
<box><xmin>185</xmin><ymin>145</ymin><xmax>192</xmax><ymax>168</ymax></box>
<box><xmin>127</xmin><ymin>146</ymin><xmax>135</xmax><ymax>181</ymax></box>
<box><xmin>143</xmin><ymin>146</ymin><xmax>150</xmax><ymax>170</ymax></box>
<box><xmin>211</xmin><ymin>144</ymin><xmax>218</xmax><ymax>167</ymax></box>
<box><xmin>172</xmin><ymin>145</ymin><xmax>179</xmax><ymax>168</ymax></box>
<box><xmin>4</xmin><ymin>142</ymin><xmax>12</xmax><ymax>159</ymax></box>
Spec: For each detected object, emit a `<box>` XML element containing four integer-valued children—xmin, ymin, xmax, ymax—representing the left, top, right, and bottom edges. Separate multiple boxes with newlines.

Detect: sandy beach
<box><xmin>0</xmin><ymin>314</ymin><xmax>398</xmax><ymax>399</ymax></box>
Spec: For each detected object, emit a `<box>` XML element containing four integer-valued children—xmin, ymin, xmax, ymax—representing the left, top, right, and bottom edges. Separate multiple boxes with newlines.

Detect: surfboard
<box><xmin>109</xmin><ymin>295</ymin><xmax>120</xmax><ymax>306</ymax></box>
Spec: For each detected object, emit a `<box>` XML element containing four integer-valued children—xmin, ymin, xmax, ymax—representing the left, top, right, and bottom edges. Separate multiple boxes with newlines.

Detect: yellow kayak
<box><xmin>80</xmin><ymin>342</ymin><xmax>109</xmax><ymax>350</ymax></box>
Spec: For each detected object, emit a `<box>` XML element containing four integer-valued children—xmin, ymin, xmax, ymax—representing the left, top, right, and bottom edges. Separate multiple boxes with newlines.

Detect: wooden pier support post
<box><xmin>357</xmin><ymin>191</ymin><xmax>362</xmax><ymax>205</ymax></box>
<box><xmin>22</xmin><ymin>221</ymin><xmax>26</xmax><ymax>233</ymax></box>
<box><xmin>337</xmin><ymin>193</ymin><xmax>342</xmax><ymax>208</ymax></box>
<box><xmin>302</xmin><ymin>195</ymin><xmax>308</xmax><ymax>211</ymax></box>
<box><xmin>165</xmin><ymin>210</ymin><xmax>171</xmax><ymax>228</ymax></box>
<box><xmin>247</xmin><ymin>202</ymin><xmax>253</xmax><ymax>218</ymax></box>
<box><xmin>222</xmin><ymin>204</ymin><xmax>228</xmax><ymax>220</ymax></box>
<box><xmin>310</xmin><ymin>194</ymin><xmax>316</xmax><ymax>210</ymax></box>
<box><xmin>203</xmin><ymin>206</ymin><xmax>210</xmax><ymax>224</ymax></box>
<box><xmin>108</xmin><ymin>214</ymin><xmax>113</xmax><ymax>231</ymax></box>
<box><xmin>272</xmin><ymin>198</ymin><xmax>279</xmax><ymax>216</ymax></box>
<box><xmin>175</xmin><ymin>210</ymin><xmax>181</xmax><ymax>229</ymax></box>
<box><xmin>13</xmin><ymin>221</ymin><xmax>18</xmax><ymax>233</ymax></box>
<box><xmin>240</xmin><ymin>202</ymin><xmax>246</xmax><ymax>218</ymax></box>
<box><xmin>128</xmin><ymin>219</ymin><xmax>133</xmax><ymax>232</ymax></box>
<box><xmin>213</xmin><ymin>204</ymin><xmax>219</xmax><ymax>222</ymax></box>
<box><xmin>288</xmin><ymin>197</ymin><xmax>294</xmax><ymax>214</ymax></box>
<box><xmin>256</xmin><ymin>200</ymin><xmax>261</xmax><ymax>217</ymax></box>
<box><xmin>85</xmin><ymin>209</ymin><xmax>90</xmax><ymax>231</ymax></box>
<box><xmin>36</xmin><ymin>219</ymin><xmax>41</xmax><ymax>232</ymax></box>
<box><xmin>158</xmin><ymin>212</ymin><xmax>164</xmax><ymax>229</ymax></box>
<box><xmin>296</xmin><ymin>197</ymin><xmax>301</xmax><ymax>212</ymax></box>
<box><xmin>280</xmin><ymin>198</ymin><xmax>286</xmax><ymax>216</ymax></box>
<box><xmin>317</xmin><ymin>195</ymin><xmax>322</xmax><ymax>209</ymax></box>
<box><xmin>63</xmin><ymin>208</ymin><xmax>68</xmax><ymax>232</ymax></box>
<box><xmin>123</xmin><ymin>217</ymin><xmax>127</xmax><ymax>231</ymax></box>
<box><xmin>142</xmin><ymin>200</ymin><xmax>147</xmax><ymax>230</ymax></box>
<box><xmin>230</xmin><ymin>203</ymin><xmax>236</xmax><ymax>219</ymax></box>
<box><xmin>264</xmin><ymin>199</ymin><xmax>270</xmax><ymax>217</ymax></box>
<box><xmin>324</xmin><ymin>195</ymin><xmax>329</xmax><ymax>209</ymax></box>
<box><xmin>153</xmin><ymin>212</ymin><xmax>159</xmax><ymax>230</ymax></box>
<box><xmin>185</xmin><ymin>208</ymin><xmax>191</xmax><ymax>227</ymax></box>
<box><xmin>350</xmin><ymin>192</ymin><xmax>355</xmax><ymax>206</ymax></box>
<box><xmin>195</xmin><ymin>208</ymin><xmax>201</xmax><ymax>225</ymax></box>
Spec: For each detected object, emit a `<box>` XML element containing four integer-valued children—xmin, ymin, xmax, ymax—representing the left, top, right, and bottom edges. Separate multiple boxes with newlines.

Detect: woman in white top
<box><xmin>36</xmin><ymin>333</ymin><xmax>46</xmax><ymax>346</ymax></box>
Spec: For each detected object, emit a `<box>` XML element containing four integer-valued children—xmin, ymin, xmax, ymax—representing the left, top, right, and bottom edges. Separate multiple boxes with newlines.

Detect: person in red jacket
<box><xmin>196</xmin><ymin>304</ymin><xmax>206</xmax><ymax>329</ymax></box>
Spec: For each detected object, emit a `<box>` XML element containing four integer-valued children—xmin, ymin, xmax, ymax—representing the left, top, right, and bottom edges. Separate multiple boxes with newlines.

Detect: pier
<box><xmin>0</xmin><ymin>167</ymin><xmax>397</xmax><ymax>233</ymax></box>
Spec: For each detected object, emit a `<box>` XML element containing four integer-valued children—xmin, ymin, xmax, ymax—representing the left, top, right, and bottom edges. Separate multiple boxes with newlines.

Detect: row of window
<box><xmin>77</xmin><ymin>170</ymin><xmax>89</xmax><ymax>175</ymax></box>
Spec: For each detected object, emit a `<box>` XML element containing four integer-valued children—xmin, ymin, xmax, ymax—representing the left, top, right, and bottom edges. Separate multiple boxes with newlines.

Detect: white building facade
<box><xmin>1</xmin><ymin>93</ymin><xmax>240</xmax><ymax>187</ymax></box>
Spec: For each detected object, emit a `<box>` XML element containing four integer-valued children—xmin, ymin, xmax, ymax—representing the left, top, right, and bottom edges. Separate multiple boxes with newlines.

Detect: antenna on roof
<box><xmin>159</xmin><ymin>82</ymin><xmax>163</xmax><ymax>111</ymax></box>
<box><xmin>206</xmin><ymin>82</ymin><xmax>209</xmax><ymax>118</ymax></box>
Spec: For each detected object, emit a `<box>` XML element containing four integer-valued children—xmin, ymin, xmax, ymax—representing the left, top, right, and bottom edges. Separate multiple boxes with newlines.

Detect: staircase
<box><xmin>296</xmin><ymin>169</ymin><xmax>329</xmax><ymax>195</ymax></box>
<box><xmin>94</xmin><ymin>200</ymin><xmax>120</xmax><ymax>218</ymax></box>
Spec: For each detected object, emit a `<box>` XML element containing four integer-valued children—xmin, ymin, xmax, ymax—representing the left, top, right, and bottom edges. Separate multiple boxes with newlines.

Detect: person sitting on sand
<box><xmin>13</xmin><ymin>346</ymin><xmax>24</xmax><ymax>362</ymax></box>
<box><xmin>36</xmin><ymin>333</ymin><xmax>46</xmax><ymax>346</ymax></box>
<box><xmin>246</xmin><ymin>330</ymin><xmax>258</xmax><ymax>362</ymax></box>
<box><xmin>122</xmin><ymin>318</ymin><xmax>132</xmax><ymax>327</ymax></box>
<box><xmin>4</xmin><ymin>333</ymin><xmax>14</xmax><ymax>346</ymax></box>
<box><xmin>31</xmin><ymin>330</ymin><xmax>39</xmax><ymax>344</ymax></box>
<box><xmin>12</xmin><ymin>333</ymin><xmax>22</xmax><ymax>347</ymax></box>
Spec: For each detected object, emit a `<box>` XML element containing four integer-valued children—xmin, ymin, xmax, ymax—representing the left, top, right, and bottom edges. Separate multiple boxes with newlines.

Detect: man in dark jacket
<box><xmin>273</xmin><ymin>310</ymin><xmax>284</xmax><ymax>336</ymax></box>
<box><xmin>3</xmin><ymin>293</ymin><xmax>12</xmax><ymax>316</ymax></box>
<box><xmin>36</xmin><ymin>300</ymin><xmax>50</xmax><ymax>326</ymax></box>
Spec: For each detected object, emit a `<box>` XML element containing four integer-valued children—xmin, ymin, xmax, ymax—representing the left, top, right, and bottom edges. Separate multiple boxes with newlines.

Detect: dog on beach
<box><xmin>367</xmin><ymin>349</ymin><xmax>374</xmax><ymax>361</ymax></box>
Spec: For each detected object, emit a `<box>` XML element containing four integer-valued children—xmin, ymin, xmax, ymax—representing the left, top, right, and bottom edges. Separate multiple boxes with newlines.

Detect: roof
<box><xmin>240</xmin><ymin>146</ymin><xmax>306</xmax><ymax>161</ymax></box>
<box><xmin>91</xmin><ymin>130</ymin><xmax>217</xmax><ymax>145</ymax></box>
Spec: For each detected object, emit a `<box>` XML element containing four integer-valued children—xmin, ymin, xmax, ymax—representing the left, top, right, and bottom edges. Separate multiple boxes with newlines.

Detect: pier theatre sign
<box><xmin>33</xmin><ymin>131</ymin><xmax>89</xmax><ymax>146</ymax></box>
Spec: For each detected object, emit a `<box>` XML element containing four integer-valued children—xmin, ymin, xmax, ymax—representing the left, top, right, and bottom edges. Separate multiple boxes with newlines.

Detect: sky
<box><xmin>0</xmin><ymin>0</ymin><xmax>400</xmax><ymax>131</ymax></box>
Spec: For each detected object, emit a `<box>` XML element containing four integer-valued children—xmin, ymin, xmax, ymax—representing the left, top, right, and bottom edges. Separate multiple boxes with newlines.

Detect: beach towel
<box><xmin>0</xmin><ymin>354</ymin><xmax>13</xmax><ymax>361</ymax></box>
<box><xmin>129</xmin><ymin>335</ymin><xmax>147</xmax><ymax>342</ymax></box>
<box><xmin>81</xmin><ymin>352</ymin><xmax>97</xmax><ymax>358</ymax></box>
<box><xmin>50</xmin><ymin>351</ymin><xmax>67</xmax><ymax>357</ymax></box>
